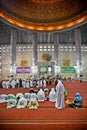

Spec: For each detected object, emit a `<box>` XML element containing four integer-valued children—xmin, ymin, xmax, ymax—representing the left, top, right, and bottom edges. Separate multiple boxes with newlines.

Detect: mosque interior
<box><xmin>0</xmin><ymin>0</ymin><xmax>87</xmax><ymax>80</ymax></box>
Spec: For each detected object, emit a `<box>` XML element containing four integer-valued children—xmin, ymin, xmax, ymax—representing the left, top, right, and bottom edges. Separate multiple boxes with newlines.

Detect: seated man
<box><xmin>66</xmin><ymin>92</ymin><xmax>82</xmax><ymax>109</ymax></box>
<box><xmin>27</xmin><ymin>98</ymin><xmax>39</xmax><ymax>109</ymax></box>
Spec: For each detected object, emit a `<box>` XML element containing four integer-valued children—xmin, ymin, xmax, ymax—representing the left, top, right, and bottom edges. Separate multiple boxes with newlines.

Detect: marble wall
<box><xmin>1</xmin><ymin>45</ymin><xmax>87</xmax><ymax>80</ymax></box>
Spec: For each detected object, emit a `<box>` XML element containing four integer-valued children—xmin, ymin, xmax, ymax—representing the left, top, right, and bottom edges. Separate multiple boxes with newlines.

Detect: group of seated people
<box><xmin>0</xmin><ymin>88</ymin><xmax>57</xmax><ymax>109</ymax></box>
<box><xmin>0</xmin><ymin>76</ymin><xmax>57</xmax><ymax>89</ymax></box>
<box><xmin>0</xmin><ymin>86</ymin><xmax>82</xmax><ymax>109</ymax></box>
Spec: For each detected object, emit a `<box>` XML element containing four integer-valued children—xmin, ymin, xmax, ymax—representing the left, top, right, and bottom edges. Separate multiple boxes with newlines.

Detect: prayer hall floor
<box><xmin>0</xmin><ymin>81</ymin><xmax>87</xmax><ymax>130</ymax></box>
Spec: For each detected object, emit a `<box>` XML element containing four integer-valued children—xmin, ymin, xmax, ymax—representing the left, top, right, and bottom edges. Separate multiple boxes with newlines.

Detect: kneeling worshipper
<box><xmin>29</xmin><ymin>88</ymin><xmax>37</xmax><ymax>100</ymax></box>
<box><xmin>27</xmin><ymin>98</ymin><xmax>39</xmax><ymax>109</ymax></box>
<box><xmin>24</xmin><ymin>92</ymin><xmax>31</xmax><ymax>101</ymax></box>
<box><xmin>43</xmin><ymin>88</ymin><xmax>49</xmax><ymax>95</ymax></box>
<box><xmin>55</xmin><ymin>79</ymin><xmax>65</xmax><ymax>109</ymax></box>
<box><xmin>16</xmin><ymin>97</ymin><xmax>27</xmax><ymax>109</ymax></box>
<box><xmin>37</xmin><ymin>88</ymin><xmax>45</xmax><ymax>101</ymax></box>
<box><xmin>66</xmin><ymin>92</ymin><xmax>82</xmax><ymax>109</ymax></box>
<box><xmin>48</xmin><ymin>88</ymin><xmax>56</xmax><ymax>102</ymax></box>
<box><xmin>0</xmin><ymin>94</ymin><xmax>7</xmax><ymax>103</ymax></box>
<box><xmin>6</xmin><ymin>94</ymin><xmax>17</xmax><ymax>109</ymax></box>
<box><xmin>16</xmin><ymin>93</ymin><xmax>24</xmax><ymax>101</ymax></box>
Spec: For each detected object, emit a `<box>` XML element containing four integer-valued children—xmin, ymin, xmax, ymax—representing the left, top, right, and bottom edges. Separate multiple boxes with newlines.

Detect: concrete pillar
<box><xmin>53</xmin><ymin>33</ymin><xmax>60</xmax><ymax>77</ymax></box>
<box><xmin>75</xmin><ymin>28</ymin><xmax>82</xmax><ymax>79</ymax></box>
<box><xmin>10</xmin><ymin>29</ymin><xmax>17</xmax><ymax>79</ymax></box>
<box><xmin>32</xmin><ymin>33</ymin><xmax>38</xmax><ymax>78</ymax></box>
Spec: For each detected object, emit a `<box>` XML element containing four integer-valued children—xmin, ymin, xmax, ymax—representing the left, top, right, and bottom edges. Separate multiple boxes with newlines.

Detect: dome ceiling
<box><xmin>0</xmin><ymin>0</ymin><xmax>87</xmax><ymax>31</ymax></box>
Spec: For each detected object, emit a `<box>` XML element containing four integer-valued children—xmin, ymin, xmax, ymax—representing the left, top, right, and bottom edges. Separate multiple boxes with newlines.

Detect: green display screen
<box><xmin>61</xmin><ymin>67</ymin><xmax>76</xmax><ymax>73</ymax></box>
<box><xmin>39</xmin><ymin>66</ymin><xmax>48</xmax><ymax>73</ymax></box>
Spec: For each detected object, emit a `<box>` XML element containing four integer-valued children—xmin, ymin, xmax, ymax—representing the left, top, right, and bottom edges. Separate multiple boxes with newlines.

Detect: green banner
<box><xmin>61</xmin><ymin>67</ymin><xmax>76</xmax><ymax>73</ymax></box>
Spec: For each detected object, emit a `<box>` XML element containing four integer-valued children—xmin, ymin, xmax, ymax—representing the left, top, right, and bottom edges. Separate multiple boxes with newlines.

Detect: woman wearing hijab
<box><xmin>37</xmin><ymin>88</ymin><xmax>45</xmax><ymax>101</ymax></box>
<box><xmin>55</xmin><ymin>79</ymin><xmax>65</xmax><ymax>109</ymax></box>
<box><xmin>49</xmin><ymin>88</ymin><xmax>56</xmax><ymax>102</ymax></box>
<box><xmin>66</xmin><ymin>92</ymin><xmax>82</xmax><ymax>109</ymax></box>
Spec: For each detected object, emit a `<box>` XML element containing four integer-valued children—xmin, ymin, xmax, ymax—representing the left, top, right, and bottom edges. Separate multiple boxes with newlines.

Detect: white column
<box><xmin>10</xmin><ymin>29</ymin><xmax>17</xmax><ymax>79</ymax></box>
<box><xmin>32</xmin><ymin>33</ymin><xmax>38</xmax><ymax>78</ymax></box>
<box><xmin>0</xmin><ymin>46</ymin><xmax>2</xmax><ymax>80</ymax></box>
<box><xmin>53</xmin><ymin>33</ymin><xmax>60</xmax><ymax>76</ymax></box>
<box><xmin>75</xmin><ymin>28</ymin><xmax>82</xmax><ymax>79</ymax></box>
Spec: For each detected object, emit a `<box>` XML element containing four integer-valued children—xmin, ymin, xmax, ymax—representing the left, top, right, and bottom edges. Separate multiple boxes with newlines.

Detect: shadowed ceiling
<box><xmin>0</xmin><ymin>0</ymin><xmax>87</xmax><ymax>31</ymax></box>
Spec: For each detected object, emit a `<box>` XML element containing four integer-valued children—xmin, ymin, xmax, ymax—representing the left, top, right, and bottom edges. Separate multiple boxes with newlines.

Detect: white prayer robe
<box><xmin>17</xmin><ymin>97</ymin><xmax>27</xmax><ymax>109</ymax></box>
<box><xmin>29</xmin><ymin>93</ymin><xmax>37</xmax><ymax>101</ymax></box>
<box><xmin>10</xmin><ymin>80</ymin><xmax>16</xmax><ymax>88</ymax></box>
<box><xmin>0</xmin><ymin>94</ymin><xmax>7</xmax><ymax>103</ymax></box>
<box><xmin>2</xmin><ymin>81</ymin><xmax>6</xmax><ymax>88</ymax></box>
<box><xmin>37</xmin><ymin>80</ymin><xmax>40</xmax><ymax>88</ymax></box>
<box><xmin>6</xmin><ymin>81</ymin><xmax>10</xmax><ymax>89</ymax></box>
<box><xmin>30</xmin><ymin>80</ymin><xmax>33</xmax><ymax>87</ymax></box>
<box><xmin>49</xmin><ymin>88</ymin><xmax>56</xmax><ymax>102</ymax></box>
<box><xmin>37</xmin><ymin>89</ymin><xmax>45</xmax><ymax>101</ymax></box>
<box><xmin>55</xmin><ymin>80</ymin><xmax>65</xmax><ymax>109</ymax></box>
<box><xmin>24</xmin><ymin>93</ymin><xmax>31</xmax><ymax>101</ymax></box>
<box><xmin>43</xmin><ymin>80</ymin><xmax>46</xmax><ymax>87</ymax></box>
<box><xmin>22</xmin><ymin>80</ymin><xmax>26</xmax><ymax>88</ymax></box>
<box><xmin>39</xmin><ymin>80</ymin><xmax>43</xmax><ymax>87</ymax></box>
<box><xmin>25</xmin><ymin>81</ymin><xmax>29</xmax><ymax>88</ymax></box>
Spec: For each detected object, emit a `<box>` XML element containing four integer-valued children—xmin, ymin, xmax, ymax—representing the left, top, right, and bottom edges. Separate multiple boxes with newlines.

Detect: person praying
<box><xmin>37</xmin><ymin>88</ymin><xmax>45</xmax><ymax>101</ymax></box>
<box><xmin>49</xmin><ymin>88</ymin><xmax>56</xmax><ymax>102</ymax></box>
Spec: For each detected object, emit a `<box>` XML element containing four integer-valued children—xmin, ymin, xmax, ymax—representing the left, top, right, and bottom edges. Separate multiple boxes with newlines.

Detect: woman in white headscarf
<box><xmin>49</xmin><ymin>88</ymin><xmax>56</xmax><ymax>102</ymax></box>
<box><xmin>37</xmin><ymin>88</ymin><xmax>45</xmax><ymax>101</ymax></box>
<box><xmin>55</xmin><ymin>79</ymin><xmax>65</xmax><ymax>109</ymax></box>
<box><xmin>16</xmin><ymin>97</ymin><xmax>27</xmax><ymax>109</ymax></box>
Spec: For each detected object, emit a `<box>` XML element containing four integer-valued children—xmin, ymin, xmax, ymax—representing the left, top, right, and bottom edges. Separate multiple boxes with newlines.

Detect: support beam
<box><xmin>53</xmin><ymin>33</ymin><xmax>60</xmax><ymax>77</ymax></box>
<box><xmin>32</xmin><ymin>33</ymin><xmax>38</xmax><ymax>78</ymax></box>
<box><xmin>10</xmin><ymin>29</ymin><xmax>17</xmax><ymax>79</ymax></box>
<box><xmin>75</xmin><ymin>28</ymin><xmax>82</xmax><ymax>79</ymax></box>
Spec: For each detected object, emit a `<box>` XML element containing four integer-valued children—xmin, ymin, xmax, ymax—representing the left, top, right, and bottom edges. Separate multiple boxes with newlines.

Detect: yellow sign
<box><xmin>42</xmin><ymin>54</ymin><xmax>52</xmax><ymax>61</ymax></box>
<box><xmin>63</xmin><ymin>59</ymin><xmax>70</xmax><ymax>66</ymax></box>
<box><xmin>21</xmin><ymin>60</ymin><xmax>28</xmax><ymax>66</ymax></box>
